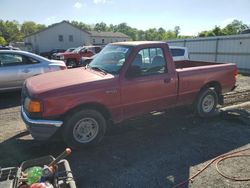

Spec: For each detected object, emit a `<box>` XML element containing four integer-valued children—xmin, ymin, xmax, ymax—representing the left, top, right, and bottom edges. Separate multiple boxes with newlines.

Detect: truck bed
<box><xmin>175</xmin><ymin>60</ymin><xmax>225</xmax><ymax>69</ymax></box>
<box><xmin>174</xmin><ymin>60</ymin><xmax>237</xmax><ymax>106</ymax></box>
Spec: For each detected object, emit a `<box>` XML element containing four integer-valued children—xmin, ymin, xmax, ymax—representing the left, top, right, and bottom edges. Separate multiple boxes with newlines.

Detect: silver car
<box><xmin>0</xmin><ymin>50</ymin><xmax>67</xmax><ymax>92</ymax></box>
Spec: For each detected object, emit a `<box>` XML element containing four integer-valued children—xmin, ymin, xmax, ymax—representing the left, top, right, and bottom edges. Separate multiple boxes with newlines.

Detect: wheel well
<box><xmin>193</xmin><ymin>81</ymin><xmax>222</xmax><ymax>106</ymax></box>
<box><xmin>64</xmin><ymin>103</ymin><xmax>112</xmax><ymax>121</ymax></box>
<box><xmin>200</xmin><ymin>81</ymin><xmax>222</xmax><ymax>95</ymax></box>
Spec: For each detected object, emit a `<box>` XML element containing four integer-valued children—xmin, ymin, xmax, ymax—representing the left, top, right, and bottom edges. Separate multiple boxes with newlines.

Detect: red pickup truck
<box><xmin>55</xmin><ymin>46</ymin><xmax>102</xmax><ymax>67</ymax></box>
<box><xmin>21</xmin><ymin>41</ymin><xmax>237</xmax><ymax>148</ymax></box>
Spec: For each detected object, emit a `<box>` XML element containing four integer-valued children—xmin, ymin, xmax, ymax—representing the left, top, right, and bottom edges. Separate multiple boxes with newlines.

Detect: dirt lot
<box><xmin>0</xmin><ymin>75</ymin><xmax>250</xmax><ymax>188</ymax></box>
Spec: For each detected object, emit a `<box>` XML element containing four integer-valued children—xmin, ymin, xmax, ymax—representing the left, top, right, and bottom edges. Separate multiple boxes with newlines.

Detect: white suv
<box><xmin>169</xmin><ymin>46</ymin><xmax>189</xmax><ymax>61</ymax></box>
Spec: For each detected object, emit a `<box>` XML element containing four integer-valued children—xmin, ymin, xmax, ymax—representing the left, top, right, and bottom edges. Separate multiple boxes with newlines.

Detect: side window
<box><xmin>0</xmin><ymin>54</ymin><xmax>22</xmax><ymax>67</ymax></box>
<box><xmin>58</xmin><ymin>35</ymin><xmax>63</xmax><ymax>42</ymax></box>
<box><xmin>128</xmin><ymin>48</ymin><xmax>167</xmax><ymax>77</ymax></box>
<box><xmin>26</xmin><ymin>56</ymin><xmax>39</xmax><ymax>64</ymax></box>
<box><xmin>0</xmin><ymin>54</ymin><xmax>39</xmax><ymax>67</ymax></box>
<box><xmin>69</xmin><ymin>35</ymin><xmax>73</xmax><ymax>42</ymax></box>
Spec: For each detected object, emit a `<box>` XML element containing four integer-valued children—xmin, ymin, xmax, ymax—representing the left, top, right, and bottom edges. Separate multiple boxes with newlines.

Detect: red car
<box><xmin>21</xmin><ymin>41</ymin><xmax>237</xmax><ymax>148</ymax></box>
<box><xmin>55</xmin><ymin>46</ymin><xmax>102</xmax><ymax>67</ymax></box>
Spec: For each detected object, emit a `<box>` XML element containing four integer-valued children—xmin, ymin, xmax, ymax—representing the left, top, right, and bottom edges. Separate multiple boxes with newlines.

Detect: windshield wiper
<box><xmin>89</xmin><ymin>66</ymin><xmax>108</xmax><ymax>75</ymax></box>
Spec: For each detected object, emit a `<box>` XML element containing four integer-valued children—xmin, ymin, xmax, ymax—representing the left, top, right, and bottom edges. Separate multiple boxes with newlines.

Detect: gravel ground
<box><xmin>0</xmin><ymin>75</ymin><xmax>250</xmax><ymax>188</ymax></box>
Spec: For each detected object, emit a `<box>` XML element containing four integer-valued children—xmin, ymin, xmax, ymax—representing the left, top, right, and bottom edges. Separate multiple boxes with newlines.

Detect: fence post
<box><xmin>215</xmin><ymin>38</ymin><xmax>219</xmax><ymax>62</ymax></box>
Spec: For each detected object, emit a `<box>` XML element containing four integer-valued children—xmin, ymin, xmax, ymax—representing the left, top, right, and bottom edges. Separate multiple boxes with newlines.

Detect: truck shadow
<box><xmin>0</xmin><ymin>108</ymin><xmax>250</xmax><ymax>188</ymax></box>
<box><xmin>0</xmin><ymin>91</ymin><xmax>21</xmax><ymax>109</ymax></box>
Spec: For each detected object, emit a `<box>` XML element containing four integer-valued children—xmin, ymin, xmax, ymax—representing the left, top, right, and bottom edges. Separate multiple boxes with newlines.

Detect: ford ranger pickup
<box><xmin>21</xmin><ymin>41</ymin><xmax>237</xmax><ymax>148</ymax></box>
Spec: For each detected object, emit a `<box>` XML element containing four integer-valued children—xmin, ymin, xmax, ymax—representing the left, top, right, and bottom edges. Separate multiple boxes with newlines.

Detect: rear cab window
<box><xmin>170</xmin><ymin>49</ymin><xmax>185</xmax><ymax>57</ymax></box>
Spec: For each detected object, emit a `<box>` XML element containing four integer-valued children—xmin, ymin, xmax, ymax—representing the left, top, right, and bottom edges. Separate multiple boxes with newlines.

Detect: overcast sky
<box><xmin>1</xmin><ymin>0</ymin><xmax>250</xmax><ymax>35</ymax></box>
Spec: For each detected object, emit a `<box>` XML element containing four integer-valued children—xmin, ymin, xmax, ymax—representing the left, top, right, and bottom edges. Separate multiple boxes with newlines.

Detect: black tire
<box><xmin>195</xmin><ymin>88</ymin><xmax>218</xmax><ymax>117</ymax></box>
<box><xmin>67</xmin><ymin>59</ymin><xmax>77</xmax><ymax>68</ymax></box>
<box><xmin>62</xmin><ymin>109</ymin><xmax>107</xmax><ymax>149</ymax></box>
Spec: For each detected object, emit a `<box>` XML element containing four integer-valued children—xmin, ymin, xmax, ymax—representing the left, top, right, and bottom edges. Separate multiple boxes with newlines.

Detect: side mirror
<box><xmin>126</xmin><ymin>65</ymin><xmax>141</xmax><ymax>78</ymax></box>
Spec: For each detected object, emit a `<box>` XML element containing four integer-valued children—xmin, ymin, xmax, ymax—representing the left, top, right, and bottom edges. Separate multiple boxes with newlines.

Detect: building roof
<box><xmin>24</xmin><ymin>21</ymin><xmax>91</xmax><ymax>38</ymax></box>
<box><xmin>90</xmin><ymin>31</ymin><xmax>129</xmax><ymax>38</ymax></box>
<box><xmin>24</xmin><ymin>20</ymin><xmax>129</xmax><ymax>39</ymax></box>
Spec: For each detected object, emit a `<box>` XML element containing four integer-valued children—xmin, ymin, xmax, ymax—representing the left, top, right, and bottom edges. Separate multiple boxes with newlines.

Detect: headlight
<box><xmin>24</xmin><ymin>97</ymin><xmax>42</xmax><ymax>113</ymax></box>
<box><xmin>59</xmin><ymin>56</ymin><xmax>64</xmax><ymax>60</ymax></box>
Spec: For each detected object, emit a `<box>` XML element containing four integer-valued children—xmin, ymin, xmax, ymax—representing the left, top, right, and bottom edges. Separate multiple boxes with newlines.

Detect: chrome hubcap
<box><xmin>73</xmin><ymin>118</ymin><xmax>99</xmax><ymax>143</ymax></box>
<box><xmin>202</xmin><ymin>95</ymin><xmax>215</xmax><ymax>113</ymax></box>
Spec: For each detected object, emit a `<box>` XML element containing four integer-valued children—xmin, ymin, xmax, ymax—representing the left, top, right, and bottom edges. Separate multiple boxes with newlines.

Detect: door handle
<box><xmin>164</xmin><ymin>78</ymin><xmax>173</xmax><ymax>83</ymax></box>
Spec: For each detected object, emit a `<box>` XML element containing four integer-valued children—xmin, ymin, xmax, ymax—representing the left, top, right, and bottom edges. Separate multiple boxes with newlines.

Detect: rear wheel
<box><xmin>62</xmin><ymin>109</ymin><xmax>107</xmax><ymax>149</ymax></box>
<box><xmin>195</xmin><ymin>88</ymin><xmax>218</xmax><ymax>117</ymax></box>
<box><xmin>67</xmin><ymin>59</ymin><xmax>77</xmax><ymax>68</ymax></box>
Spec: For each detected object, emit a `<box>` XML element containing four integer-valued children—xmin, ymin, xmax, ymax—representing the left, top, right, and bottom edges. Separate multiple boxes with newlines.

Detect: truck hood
<box><xmin>57</xmin><ymin>52</ymin><xmax>74</xmax><ymax>56</ymax></box>
<box><xmin>26</xmin><ymin>68</ymin><xmax>115</xmax><ymax>95</ymax></box>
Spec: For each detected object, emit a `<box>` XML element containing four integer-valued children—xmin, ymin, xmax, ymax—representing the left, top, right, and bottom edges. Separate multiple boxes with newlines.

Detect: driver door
<box><xmin>121</xmin><ymin>47</ymin><xmax>177</xmax><ymax>120</ymax></box>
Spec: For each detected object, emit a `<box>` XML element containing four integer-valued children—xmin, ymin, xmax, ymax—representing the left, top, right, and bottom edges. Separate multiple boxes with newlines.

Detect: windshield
<box><xmin>73</xmin><ymin>47</ymin><xmax>85</xmax><ymax>53</ymax></box>
<box><xmin>89</xmin><ymin>45</ymin><xmax>131</xmax><ymax>74</ymax></box>
<box><xmin>66</xmin><ymin>48</ymin><xmax>75</xmax><ymax>52</ymax></box>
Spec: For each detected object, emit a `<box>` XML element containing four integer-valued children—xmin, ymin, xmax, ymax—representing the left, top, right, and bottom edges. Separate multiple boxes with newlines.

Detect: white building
<box><xmin>24</xmin><ymin>21</ymin><xmax>130</xmax><ymax>54</ymax></box>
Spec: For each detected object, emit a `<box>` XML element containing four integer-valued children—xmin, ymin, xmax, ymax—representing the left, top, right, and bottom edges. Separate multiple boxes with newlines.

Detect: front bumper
<box><xmin>21</xmin><ymin>107</ymin><xmax>63</xmax><ymax>140</ymax></box>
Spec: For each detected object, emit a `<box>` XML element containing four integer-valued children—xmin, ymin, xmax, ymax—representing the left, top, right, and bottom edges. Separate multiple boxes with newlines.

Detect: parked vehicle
<box><xmin>79</xmin><ymin>54</ymin><xmax>98</xmax><ymax>66</ymax></box>
<box><xmin>79</xmin><ymin>46</ymin><xmax>189</xmax><ymax>67</ymax></box>
<box><xmin>40</xmin><ymin>49</ymin><xmax>66</xmax><ymax>59</ymax></box>
<box><xmin>21</xmin><ymin>41</ymin><xmax>237</xmax><ymax>148</ymax></box>
<box><xmin>0</xmin><ymin>46</ymin><xmax>20</xmax><ymax>50</ymax></box>
<box><xmin>169</xmin><ymin>46</ymin><xmax>189</xmax><ymax>61</ymax></box>
<box><xmin>0</xmin><ymin>50</ymin><xmax>67</xmax><ymax>92</ymax></box>
<box><xmin>51</xmin><ymin>47</ymin><xmax>76</xmax><ymax>60</ymax></box>
<box><xmin>65</xmin><ymin>47</ymin><xmax>76</xmax><ymax>52</ymax></box>
<box><xmin>55</xmin><ymin>46</ymin><xmax>102</xmax><ymax>67</ymax></box>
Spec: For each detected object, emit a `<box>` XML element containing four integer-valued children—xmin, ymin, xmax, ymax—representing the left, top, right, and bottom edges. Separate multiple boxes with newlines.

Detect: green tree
<box><xmin>164</xmin><ymin>30</ymin><xmax>177</xmax><ymax>40</ymax></box>
<box><xmin>21</xmin><ymin>21</ymin><xmax>46</xmax><ymax>36</ymax></box>
<box><xmin>0</xmin><ymin>20</ymin><xmax>23</xmax><ymax>43</ymax></box>
<box><xmin>199</xmin><ymin>20</ymin><xmax>250</xmax><ymax>37</ymax></box>
<box><xmin>212</xmin><ymin>26</ymin><xmax>224</xmax><ymax>36</ymax></box>
<box><xmin>0</xmin><ymin>36</ymin><xmax>7</xmax><ymax>45</ymax></box>
<box><xmin>174</xmin><ymin>26</ymin><xmax>180</xmax><ymax>37</ymax></box>
<box><xmin>222</xmin><ymin>20</ymin><xmax>249</xmax><ymax>35</ymax></box>
<box><xmin>157</xmin><ymin>27</ymin><xmax>166</xmax><ymax>40</ymax></box>
<box><xmin>71</xmin><ymin>21</ymin><xmax>93</xmax><ymax>31</ymax></box>
<box><xmin>145</xmin><ymin>28</ymin><xmax>158</xmax><ymax>40</ymax></box>
<box><xmin>137</xmin><ymin>30</ymin><xmax>145</xmax><ymax>40</ymax></box>
<box><xmin>94</xmin><ymin>22</ymin><xmax>108</xmax><ymax>31</ymax></box>
<box><xmin>114</xmin><ymin>23</ymin><xmax>137</xmax><ymax>40</ymax></box>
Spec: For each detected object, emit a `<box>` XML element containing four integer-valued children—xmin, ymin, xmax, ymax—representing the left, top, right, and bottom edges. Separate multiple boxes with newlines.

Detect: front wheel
<box><xmin>195</xmin><ymin>88</ymin><xmax>218</xmax><ymax>117</ymax></box>
<box><xmin>62</xmin><ymin>109</ymin><xmax>107</xmax><ymax>149</ymax></box>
